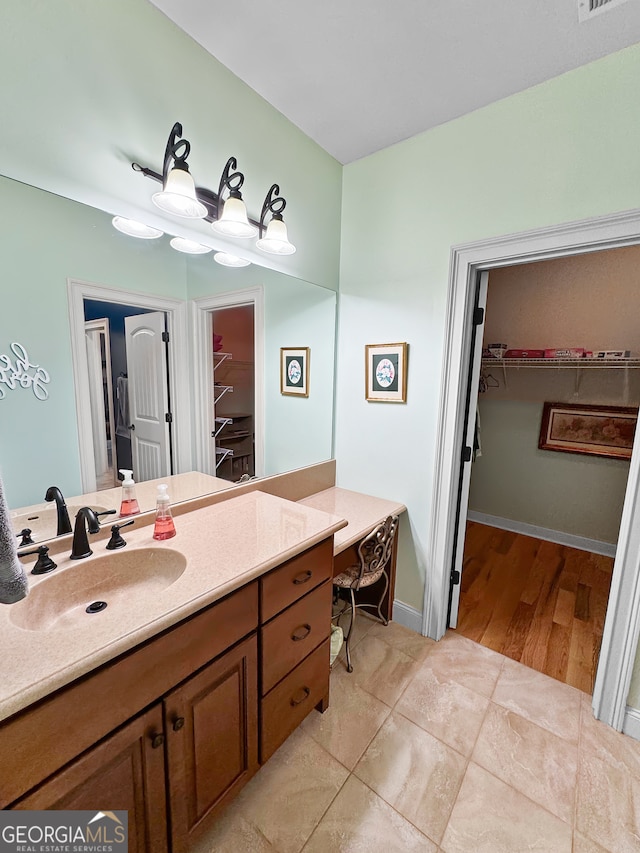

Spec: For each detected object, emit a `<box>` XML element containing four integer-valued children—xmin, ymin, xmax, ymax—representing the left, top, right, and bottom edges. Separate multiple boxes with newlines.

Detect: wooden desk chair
<box><xmin>332</xmin><ymin>515</ymin><xmax>399</xmax><ymax>673</ymax></box>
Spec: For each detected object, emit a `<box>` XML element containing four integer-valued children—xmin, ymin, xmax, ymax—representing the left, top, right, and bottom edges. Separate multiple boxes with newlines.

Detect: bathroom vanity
<box><xmin>0</xmin><ymin>490</ymin><xmax>345</xmax><ymax>852</ymax></box>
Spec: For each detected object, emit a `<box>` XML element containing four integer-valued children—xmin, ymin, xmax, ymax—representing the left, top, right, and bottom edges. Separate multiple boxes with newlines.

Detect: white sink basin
<box><xmin>11</xmin><ymin>548</ymin><xmax>187</xmax><ymax>631</ymax></box>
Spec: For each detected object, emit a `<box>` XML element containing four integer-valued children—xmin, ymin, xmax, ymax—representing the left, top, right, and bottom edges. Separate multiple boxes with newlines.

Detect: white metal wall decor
<box><xmin>0</xmin><ymin>343</ymin><xmax>51</xmax><ymax>400</ymax></box>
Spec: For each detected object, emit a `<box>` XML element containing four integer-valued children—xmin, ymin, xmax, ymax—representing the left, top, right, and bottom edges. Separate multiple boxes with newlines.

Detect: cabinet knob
<box><xmin>293</xmin><ymin>570</ymin><xmax>312</xmax><ymax>585</ymax></box>
<box><xmin>172</xmin><ymin>716</ymin><xmax>185</xmax><ymax>732</ymax></box>
<box><xmin>150</xmin><ymin>732</ymin><xmax>165</xmax><ymax>749</ymax></box>
<box><xmin>290</xmin><ymin>687</ymin><xmax>311</xmax><ymax>707</ymax></box>
<box><xmin>291</xmin><ymin>623</ymin><xmax>312</xmax><ymax>642</ymax></box>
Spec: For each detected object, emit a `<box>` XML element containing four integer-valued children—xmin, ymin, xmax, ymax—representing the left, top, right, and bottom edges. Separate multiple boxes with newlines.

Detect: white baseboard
<box><xmin>467</xmin><ymin>510</ymin><xmax>616</xmax><ymax>558</ymax></box>
<box><xmin>392</xmin><ymin>600</ymin><xmax>423</xmax><ymax>633</ymax></box>
<box><xmin>623</xmin><ymin>706</ymin><xmax>640</xmax><ymax>741</ymax></box>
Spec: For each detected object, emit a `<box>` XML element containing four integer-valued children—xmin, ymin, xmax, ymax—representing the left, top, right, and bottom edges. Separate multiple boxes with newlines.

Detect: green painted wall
<box><xmin>0</xmin><ymin>176</ymin><xmax>187</xmax><ymax>507</ymax></box>
<box><xmin>469</xmin><ymin>400</ymin><xmax>629</xmax><ymax>544</ymax></box>
<box><xmin>186</xmin><ymin>265</ymin><xmax>336</xmax><ymax>476</ymax></box>
<box><xmin>0</xmin><ymin>0</ymin><xmax>342</xmax><ymax>290</ymax></box>
<box><xmin>336</xmin><ymin>44</ymin><xmax>640</xmax><ymax>616</ymax></box>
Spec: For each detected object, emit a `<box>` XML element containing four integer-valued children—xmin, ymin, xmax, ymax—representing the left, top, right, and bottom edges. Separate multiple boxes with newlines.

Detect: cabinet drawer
<box><xmin>261</xmin><ymin>538</ymin><xmax>333</xmax><ymax>622</ymax></box>
<box><xmin>261</xmin><ymin>580</ymin><xmax>331</xmax><ymax>695</ymax></box>
<box><xmin>260</xmin><ymin>638</ymin><xmax>330</xmax><ymax>763</ymax></box>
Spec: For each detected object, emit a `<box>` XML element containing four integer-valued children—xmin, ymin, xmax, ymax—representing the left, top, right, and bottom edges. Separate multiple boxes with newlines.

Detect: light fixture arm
<box><xmin>161</xmin><ymin>122</ymin><xmax>191</xmax><ymax>185</ymax></box>
<box><xmin>259</xmin><ymin>184</ymin><xmax>287</xmax><ymax>237</ymax></box>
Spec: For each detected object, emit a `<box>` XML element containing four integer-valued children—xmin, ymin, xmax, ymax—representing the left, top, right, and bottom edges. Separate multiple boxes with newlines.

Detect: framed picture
<box><xmin>365</xmin><ymin>342</ymin><xmax>408</xmax><ymax>403</ymax></box>
<box><xmin>280</xmin><ymin>347</ymin><xmax>309</xmax><ymax>396</ymax></box>
<box><xmin>539</xmin><ymin>402</ymin><xmax>638</xmax><ymax>460</ymax></box>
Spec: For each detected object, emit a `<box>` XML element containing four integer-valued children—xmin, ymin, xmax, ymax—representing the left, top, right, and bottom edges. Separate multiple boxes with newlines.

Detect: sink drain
<box><xmin>86</xmin><ymin>601</ymin><xmax>108</xmax><ymax>614</ymax></box>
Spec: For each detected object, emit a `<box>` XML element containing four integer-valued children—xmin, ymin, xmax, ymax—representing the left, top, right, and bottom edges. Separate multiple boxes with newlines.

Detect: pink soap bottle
<box><xmin>153</xmin><ymin>484</ymin><xmax>176</xmax><ymax>540</ymax></box>
<box><xmin>119</xmin><ymin>469</ymin><xmax>140</xmax><ymax>517</ymax></box>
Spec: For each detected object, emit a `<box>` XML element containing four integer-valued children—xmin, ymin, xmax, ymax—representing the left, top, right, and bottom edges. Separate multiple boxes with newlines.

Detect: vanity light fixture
<box><xmin>112</xmin><ymin>216</ymin><xmax>164</xmax><ymax>240</ymax></box>
<box><xmin>132</xmin><ymin>122</ymin><xmax>296</xmax><ymax>256</ymax></box>
<box><xmin>213</xmin><ymin>252</ymin><xmax>251</xmax><ymax>268</ymax></box>
<box><xmin>148</xmin><ymin>123</ymin><xmax>207</xmax><ymax>219</ymax></box>
<box><xmin>256</xmin><ymin>184</ymin><xmax>296</xmax><ymax>255</ymax></box>
<box><xmin>169</xmin><ymin>237</ymin><xmax>212</xmax><ymax>254</ymax></box>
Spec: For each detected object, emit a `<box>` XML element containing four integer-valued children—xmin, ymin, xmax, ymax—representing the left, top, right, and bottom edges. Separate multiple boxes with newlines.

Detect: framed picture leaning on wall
<box><xmin>365</xmin><ymin>342</ymin><xmax>408</xmax><ymax>403</ymax></box>
<box><xmin>538</xmin><ymin>401</ymin><xmax>638</xmax><ymax>460</ymax></box>
<box><xmin>280</xmin><ymin>347</ymin><xmax>309</xmax><ymax>396</ymax></box>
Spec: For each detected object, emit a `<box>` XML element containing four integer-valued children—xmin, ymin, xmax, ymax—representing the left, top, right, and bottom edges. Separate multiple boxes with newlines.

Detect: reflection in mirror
<box><xmin>0</xmin><ymin>174</ymin><xmax>337</xmax><ymax>543</ymax></box>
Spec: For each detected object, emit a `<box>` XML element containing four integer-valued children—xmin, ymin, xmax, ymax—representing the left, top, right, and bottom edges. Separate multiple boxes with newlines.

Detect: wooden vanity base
<box><xmin>1</xmin><ymin>537</ymin><xmax>335</xmax><ymax>853</ymax></box>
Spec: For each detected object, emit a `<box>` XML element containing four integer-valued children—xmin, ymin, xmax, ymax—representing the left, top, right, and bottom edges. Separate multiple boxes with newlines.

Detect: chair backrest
<box><xmin>355</xmin><ymin>515</ymin><xmax>399</xmax><ymax>584</ymax></box>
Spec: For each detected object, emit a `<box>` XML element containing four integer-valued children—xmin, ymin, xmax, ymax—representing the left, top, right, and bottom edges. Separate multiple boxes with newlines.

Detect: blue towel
<box><xmin>0</xmin><ymin>475</ymin><xmax>29</xmax><ymax>604</ymax></box>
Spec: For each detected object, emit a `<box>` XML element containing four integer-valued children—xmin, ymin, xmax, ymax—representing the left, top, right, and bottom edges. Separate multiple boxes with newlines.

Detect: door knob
<box><xmin>127</xmin><ymin>424</ymin><xmax>136</xmax><ymax>431</ymax></box>
<box><xmin>172</xmin><ymin>716</ymin><xmax>185</xmax><ymax>732</ymax></box>
<box><xmin>150</xmin><ymin>732</ymin><xmax>165</xmax><ymax>749</ymax></box>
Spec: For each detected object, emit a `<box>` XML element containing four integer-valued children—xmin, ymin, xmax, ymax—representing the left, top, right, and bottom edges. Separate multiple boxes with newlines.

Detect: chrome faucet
<box><xmin>70</xmin><ymin>507</ymin><xmax>101</xmax><ymax>560</ymax></box>
<box><xmin>45</xmin><ymin>486</ymin><xmax>72</xmax><ymax>536</ymax></box>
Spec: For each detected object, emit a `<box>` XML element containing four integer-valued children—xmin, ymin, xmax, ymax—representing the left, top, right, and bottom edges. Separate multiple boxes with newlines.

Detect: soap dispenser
<box><xmin>119</xmin><ymin>469</ymin><xmax>140</xmax><ymax>517</ymax></box>
<box><xmin>153</xmin><ymin>484</ymin><xmax>176</xmax><ymax>540</ymax></box>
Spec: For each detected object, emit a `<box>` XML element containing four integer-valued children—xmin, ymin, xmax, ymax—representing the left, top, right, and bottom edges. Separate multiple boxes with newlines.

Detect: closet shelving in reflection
<box><xmin>212</xmin><ymin>351</ymin><xmax>255</xmax><ymax>480</ymax></box>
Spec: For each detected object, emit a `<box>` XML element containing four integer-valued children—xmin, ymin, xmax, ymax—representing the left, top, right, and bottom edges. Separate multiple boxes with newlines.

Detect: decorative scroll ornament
<box><xmin>0</xmin><ymin>343</ymin><xmax>51</xmax><ymax>401</ymax></box>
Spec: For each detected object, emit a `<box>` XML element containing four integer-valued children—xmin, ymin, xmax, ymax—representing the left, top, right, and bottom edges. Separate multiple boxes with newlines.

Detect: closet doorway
<box><xmin>453</xmin><ymin>246</ymin><xmax>640</xmax><ymax>693</ymax></box>
<box><xmin>210</xmin><ymin>304</ymin><xmax>256</xmax><ymax>482</ymax></box>
<box><xmin>192</xmin><ymin>287</ymin><xmax>265</xmax><ymax>483</ymax></box>
<box><xmin>428</xmin><ymin>209</ymin><xmax>640</xmax><ymax>732</ymax></box>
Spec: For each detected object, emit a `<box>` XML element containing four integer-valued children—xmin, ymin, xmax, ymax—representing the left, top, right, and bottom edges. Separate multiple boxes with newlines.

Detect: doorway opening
<box><xmin>426</xmin><ymin>208</ymin><xmax>640</xmax><ymax>731</ymax></box>
<box><xmin>210</xmin><ymin>304</ymin><xmax>256</xmax><ymax>482</ymax></box>
<box><xmin>453</xmin><ymin>249</ymin><xmax>640</xmax><ymax>694</ymax></box>
<box><xmin>84</xmin><ymin>300</ymin><xmax>170</xmax><ymax>490</ymax></box>
<box><xmin>68</xmin><ymin>280</ymin><xmax>189</xmax><ymax>496</ymax></box>
<box><xmin>191</xmin><ymin>287</ymin><xmax>265</xmax><ymax>482</ymax></box>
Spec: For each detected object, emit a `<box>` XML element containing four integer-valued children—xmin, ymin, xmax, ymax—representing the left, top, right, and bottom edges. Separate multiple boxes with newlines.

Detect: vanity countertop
<box><xmin>298</xmin><ymin>487</ymin><xmax>406</xmax><ymax>554</ymax></box>
<box><xmin>0</xmin><ymin>490</ymin><xmax>346</xmax><ymax>722</ymax></box>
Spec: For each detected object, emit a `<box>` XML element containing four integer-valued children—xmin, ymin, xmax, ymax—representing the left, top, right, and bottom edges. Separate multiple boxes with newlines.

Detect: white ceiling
<box><xmin>149</xmin><ymin>0</ymin><xmax>640</xmax><ymax>164</ymax></box>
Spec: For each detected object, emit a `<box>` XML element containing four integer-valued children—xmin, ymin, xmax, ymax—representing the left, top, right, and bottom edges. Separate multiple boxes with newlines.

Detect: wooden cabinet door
<box><xmin>13</xmin><ymin>705</ymin><xmax>168</xmax><ymax>853</ymax></box>
<box><xmin>164</xmin><ymin>634</ymin><xmax>258</xmax><ymax>852</ymax></box>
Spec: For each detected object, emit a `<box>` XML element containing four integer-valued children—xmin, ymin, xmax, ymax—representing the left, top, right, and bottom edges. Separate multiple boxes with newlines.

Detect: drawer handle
<box><xmin>290</xmin><ymin>687</ymin><xmax>311</xmax><ymax>707</ymax></box>
<box><xmin>150</xmin><ymin>732</ymin><xmax>165</xmax><ymax>749</ymax></box>
<box><xmin>291</xmin><ymin>623</ymin><xmax>312</xmax><ymax>642</ymax></box>
<box><xmin>293</xmin><ymin>570</ymin><xmax>312</xmax><ymax>585</ymax></box>
<box><xmin>172</xmin><ymin>717</ymin><xmax>185</xmax><ymax>732</ymax></box>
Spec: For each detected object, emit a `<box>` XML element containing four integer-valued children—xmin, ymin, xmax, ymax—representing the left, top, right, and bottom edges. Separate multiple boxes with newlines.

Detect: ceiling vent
<box><xmin>578</xmin><ymin>0</ymin><xmax>631</xmax><ymax>22</ymax></box>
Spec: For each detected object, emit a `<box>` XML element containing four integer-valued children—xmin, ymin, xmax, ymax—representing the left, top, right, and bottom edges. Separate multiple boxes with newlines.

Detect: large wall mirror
<box><xmin>0</xmin><ymin>174</ymin><xmax>337</xmax><ymax>543</ymax></box>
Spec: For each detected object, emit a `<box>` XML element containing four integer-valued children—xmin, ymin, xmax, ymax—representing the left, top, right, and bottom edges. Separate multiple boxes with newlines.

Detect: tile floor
<box><xmin>193</xmin><ymin>617</ymin><xmax>640</xmax><ymax>852</ymax></box>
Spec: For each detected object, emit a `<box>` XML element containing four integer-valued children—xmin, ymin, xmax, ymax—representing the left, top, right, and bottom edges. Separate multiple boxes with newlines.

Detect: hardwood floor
<box><xmin>456</xmin><ymin>521</ymin><xmax>614</xmax><ymax>693</ymax></box>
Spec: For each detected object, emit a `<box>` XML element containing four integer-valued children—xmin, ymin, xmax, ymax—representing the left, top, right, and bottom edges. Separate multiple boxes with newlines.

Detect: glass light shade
<box><xmin>169</xmin><ymin>237</ymin><xmax>212</xmax><ymax>254</ymax></box>
<box><xmin>256</xmin><ymin>217</ymin><xmax>296</xmax><ymax>255</ymax></box>
<box><xmin>211</xmin><ymin>195</ymin><xmax>258</xmax><ymax>238</ymax></box>
<box><xmin>112</xmin><ymin>216</ymin><xmax>163</xmax><ymax>239</ymax></box>
<box><xmin>152</xmin><ymin>167</ymin><xmax>207</xmax><ymax>219</ymax></box>
<box><xmin>213</xmin><ymin>252</ymin><xmax>251</xmax><ymax>268</ymax></box>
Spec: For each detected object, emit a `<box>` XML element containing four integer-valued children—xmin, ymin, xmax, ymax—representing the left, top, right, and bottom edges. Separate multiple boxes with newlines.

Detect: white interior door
<box><xmin>448</xmin><ymin>271</ymin><xmax>488</xmax><ymax>627</ymax></box>
<box><xmin>124</xmin><ymin>311</ymin><xmax>171</xmax><ymax>481</ymax></box>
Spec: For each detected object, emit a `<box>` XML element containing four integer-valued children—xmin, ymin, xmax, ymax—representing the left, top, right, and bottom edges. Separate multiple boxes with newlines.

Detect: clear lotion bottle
<box><xmin>153</xmin><ymin>483</ymin><xmax>176</xmax><ymax>540</ymax></box>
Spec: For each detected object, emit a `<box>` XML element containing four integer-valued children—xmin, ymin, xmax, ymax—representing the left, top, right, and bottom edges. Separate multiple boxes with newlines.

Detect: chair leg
<box><xmin>343</xmin><ymin>587</ymin><xmax>356</xmax><ymax>673</ymax></box>
<box><xmin>376</xmin><ymin>570</ymin><xmax>390</xmax><ymax>626</ymax></box>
